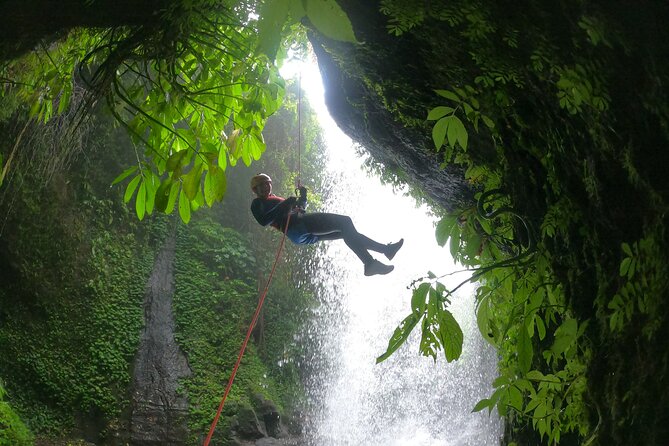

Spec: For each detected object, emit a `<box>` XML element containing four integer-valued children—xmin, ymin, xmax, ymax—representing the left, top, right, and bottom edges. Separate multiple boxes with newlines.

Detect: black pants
<box><xmin>292</xmin><ymin>212</ymin><xmax>387</xmax><ymax>264</ymax></box>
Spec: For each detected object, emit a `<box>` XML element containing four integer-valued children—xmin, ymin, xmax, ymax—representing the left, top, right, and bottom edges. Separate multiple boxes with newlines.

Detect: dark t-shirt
<box><xmin>251</xmin><ymin>194</ymin><xmax>292</xmax><ymax>230</ymax></box>
<box><xmin>250</xmin><ymin>194</ymin><xmax>317</xmax><ymax>244</ymax></box>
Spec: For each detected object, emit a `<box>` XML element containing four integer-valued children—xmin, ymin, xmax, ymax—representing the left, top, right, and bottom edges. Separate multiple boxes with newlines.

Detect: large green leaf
<box><xmin>305</xmin><ymin>0</ymin><xmax>357</xmax><ymax>43</ymax></box>
<box><xmin>427</xmin><ymin>106</ymin><xmax>454</xmax><ymax>121</ymax></box>
<box><xmin>124</xmin><ymin>175</ymin><xmax>141</xmax><ymax>203</ymax></box>
<box><xmin>166</xmin><ymin>149</ymin><xmax>193</xmax><ymax>173</ymax></box>
<box><xmin>144</xmin><ymin>171</ymin><xmax>158</xmax><ymax>215</ymax></box>
<box><xmin>111</xmin><ymin>165</ymin><xmax>138</xmax><ymax>185</ymax></box>
<box><xmin>135</xmin><ymin>182</ymin><xmax>146</xmax><ymax>221</ymax></box>
<box><xmin>451</xmin><ymin>116</ymin><xmax>468</xmax><ymax>150</ymax></box>
<box><xmin>419</xmin><ymin>320</ymin><xmax>440</xmax><ymax>360</ymax></box>
<box><xmin>256</xmin><ymin>0</ymin><xmax>291</xmax><ymax>60</ymax></box>
<box><xmin>435</xmin><ymin>214</ymin><xmax>458</xmax><ymax>246</ymax></box>
<box><xmin>551</xmin><ymin>318</ymin><xmax>577</xmax><ymax>356</ymax></box>
<box><xmin>178</xmin><ymin>188</ymin><xmax>191</xmax><ymax>224</ymax></box>
<box><xmin>476</xmin><ymin>294</ymin><xmax>493</xmax><ymax>343</ymax></box>
<box><xmin>183</xmin><ymin>164</ymin><xmax>203</xmax><ymax>200</ymax></box>
<box><xmin>445</xmin><ymin>115</ymin><xmax>468</xmax><ymax>149</ymax></box>
<box><xmin>435</xmin><ymin>89</ymin><xmax>461</xmax><ymax>103</ymax></box>
<box><xmin>155</xmin><ymin>178</ymin><xmax>174</xmax><ymax>213</ymax></box>
<box><xmin>411</xmin><ymin>283</ymin><xmax>430</xmax><ymax>315</ymax></box>
<box><xmin>437</xmin><ymin>310</ymin><xmax>463</xmax><ymax>362</ymax></box>
<box><xmin>449</xmin><ymin>231</ymin><xmax>460</xmax><ymax>259</ymax></box>
<box><xmin>472</xmin><ymin>398</ymin><xmax>493</xmax><ymax>413</ymax></box>
<box><xmin>508</xmin><ymin>385</ymin><xmax>523</xmax><ymax>411</ymax></box>
<box><xmin>376</xmin><ymin>313</ymin><xmax>419</xmax><ymax>363</ymax></box>
<box><xmin>432</xmin><ymin>117</ymin><xmax>449</xmax><ymax>150</ymax></box>
<box><xmin>204</xmin><ymin>166</ymin><xmax>227</xmax><ymax>206</ymax></box>
<box><xmin>526</xmin><ymin>370</ymin><xmax>545</xmax><ymax>381</ymax></box>
<box><xmin>165</xmin><ymin>181</ymin><xmax>179</xmax><ymax>214</ymax></box>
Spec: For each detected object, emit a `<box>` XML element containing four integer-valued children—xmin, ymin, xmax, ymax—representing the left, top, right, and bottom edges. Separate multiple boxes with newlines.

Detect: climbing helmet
<box><xmin>250</xmin><ymin>173</ymin><xmax>272</xmax><ymax>191</ymax></box>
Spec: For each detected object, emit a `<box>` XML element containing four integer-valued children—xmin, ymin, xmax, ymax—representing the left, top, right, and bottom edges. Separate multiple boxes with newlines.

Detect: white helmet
<box><xmin>250</xmin><ymin>173</ymin><xmax>272</xmax><ymax>190</ymax></box>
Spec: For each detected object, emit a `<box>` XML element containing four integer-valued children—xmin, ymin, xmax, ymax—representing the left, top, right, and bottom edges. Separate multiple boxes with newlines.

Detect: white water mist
<box><xmin>285</xmin><ymin>60</ymin><xmax>503</xmax><ymax>446</ymax></box>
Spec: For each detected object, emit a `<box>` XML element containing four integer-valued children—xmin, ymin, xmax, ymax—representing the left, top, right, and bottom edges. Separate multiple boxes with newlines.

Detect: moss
<box><xmin>0</xmin><ymin>383</ymin><xmax>33</xmax><ymax>446</ymax></box>
<box><xmin>172</xmin><ymin>215</ymin><xmax>309</xmax><ymax>444</ymax></box>
<box><xmin>0</xmin><ymin>175</ymin><xmax>160</xmax><ymax>437</ymax></box>
<box><xmin>0</xmin><ymin>114</ymin><xmax>164</xmax><ymax>439</ymax></box>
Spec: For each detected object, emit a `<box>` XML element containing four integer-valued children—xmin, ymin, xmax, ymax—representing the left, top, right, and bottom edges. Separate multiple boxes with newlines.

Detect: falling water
<box><xmin>285</xmin><ymin>61</ymin><xmax>504</xmax><ymax>446</ymax></box>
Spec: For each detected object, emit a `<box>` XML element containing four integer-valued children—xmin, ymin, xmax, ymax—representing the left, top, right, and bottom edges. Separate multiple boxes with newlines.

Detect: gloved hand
<box><xmin>298</xmin><ymin>186</ymin><xmax>307</xmax><ymax>199</ymax></box>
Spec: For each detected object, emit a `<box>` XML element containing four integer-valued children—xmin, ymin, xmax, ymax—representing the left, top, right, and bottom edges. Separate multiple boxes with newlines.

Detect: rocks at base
<box><xmin>252</xmin><ymin>393</ymin><xmax>286</xmax><ymax>439</ymax></box>
<box><xmin>232</xmin><ymin>405</ymin><xmax>267</xmax><ymax>440</ymax></box>
<box><xmin>228</xmin><ymin>396</ymin><xmax>302</xmax><ymax>446</ymax></box>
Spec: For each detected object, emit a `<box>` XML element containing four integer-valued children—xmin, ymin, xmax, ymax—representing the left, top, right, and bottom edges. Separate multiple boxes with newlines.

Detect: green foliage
<box><xmin>578</xmin><ymin>16</ymin><xmax>612</xmax><ymax>48</ymax></box>
<box><xmin>172</xmin><ymin>217</ymin><xmax>310</xmax><ymax>443</ymax></box>
<box><xmin>446</xmin><ymin>205</ymin><xmax>589</xmax><ymax>444</ymax></box>
<box><xmin>427</xmin><ymin>87</ymin><xmax>495</xmax><ymax>171</ymax></box>
<box><xmin>303</xmin><ymin>0</ymin><xmax>357</xmax><ymax>43</ymax></box>
<box><xmin>383</xmin><ymin>181</ymin><xmax>591</xmax><ymax>445</ymax></box>
<box><xmin>377</xmin><ymin>279</ymin><xmax>463</xmax><ymax>364</ymax></box>
<box><xmin>555</xmin><ymin>64</ymin><xmax>610</xmax><ymax>115</ymax></box>
<box><xmin>0</xmin><ymin>128</ymin><xmax>160</xmax><ymax>437</ymax></box>
<box><xmin>257</xmin><ymin>0</ymin><xmax>356</xmax><ymax>60</ymax></box>
<box><xmin>606</xmin><ymin>235</ymin><xmax>666</xmax><ymax>337</ymax></box>
<box><xmin>1</xmin><ymin>0</ymin><xmax>357</xmax><ymax>224</ymax></box>
<box><xmin>372</xmin><ymin>2</ymin><xmax>669</xmax><ymax>443</ymax></box>
<box><xmin>0</xmin><ymin>382</ymin><xmax>33</xmax><ymax>446</ymax></box>
<box><xmin>0</xmin><ymin>68</ymin><xmax>323</xmax><ymax>442</ymax></box>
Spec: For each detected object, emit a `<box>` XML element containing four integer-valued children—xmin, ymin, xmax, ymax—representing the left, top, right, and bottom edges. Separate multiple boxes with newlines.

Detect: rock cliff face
<box><xmin>307</xmin><ymin>0</ymin><xmax>667</xmax><ymax>214</ymax></box>
<box><xmin>131</xmin><ymin>231</ymin><xmax>192</xmax><ymax>445</ymax></box>
<box><xmin>307</xmin><ymin>1</ymin><xmax>474</xmax><ymax>211</ymax></box>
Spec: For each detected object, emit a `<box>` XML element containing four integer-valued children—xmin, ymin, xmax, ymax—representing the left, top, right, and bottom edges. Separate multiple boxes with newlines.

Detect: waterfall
<box><xmin>286</xmin><ymin>61</ymin><xmax>503</xmax><ymax>446</ymax></box>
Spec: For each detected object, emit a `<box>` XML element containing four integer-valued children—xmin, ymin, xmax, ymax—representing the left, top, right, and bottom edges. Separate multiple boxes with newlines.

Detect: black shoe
<box><xmin>385</xmin><ymin>238</ymin><xmax>404</xmax><ymax>261</ymax></box>
<box><xmin>364</xmin><ymin>259</ymin><xmax>394</xmax><ymax>276</ymax></box>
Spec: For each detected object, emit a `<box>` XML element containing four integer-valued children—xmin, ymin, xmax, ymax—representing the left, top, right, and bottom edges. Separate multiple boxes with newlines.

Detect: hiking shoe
<box><xmin>364</xmin><ymin>259</ymin><xmax>394</xmax><ymax>276</ymax></box>
<box><xmin>385</xmin><ymin>238</ymin><xmax>404</xmax><ymax>261</ymax></box>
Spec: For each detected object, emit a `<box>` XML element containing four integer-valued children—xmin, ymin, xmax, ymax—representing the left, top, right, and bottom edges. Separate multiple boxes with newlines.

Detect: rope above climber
<box><xmin>250</xmin><ymin>173</ymin><xmax>404</xmax><ymax>276</ymax></box>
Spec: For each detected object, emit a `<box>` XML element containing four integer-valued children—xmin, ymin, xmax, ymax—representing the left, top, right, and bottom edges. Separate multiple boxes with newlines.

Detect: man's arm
<box><xmin>251</xmin><ymin>196</ymin><xmax>296</xmax><ymax>226</ymax></box>
<box><xmin>297</xmin><ymin>186</ymin><xmax>308</xmax><ymax>210</ymax></box>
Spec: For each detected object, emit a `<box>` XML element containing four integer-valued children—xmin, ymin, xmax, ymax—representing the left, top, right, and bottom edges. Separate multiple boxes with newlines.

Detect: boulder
<box><xmin>232</xmin><ymin>405</ymin><xmax>267</xmax><ymax>440</ymax></box>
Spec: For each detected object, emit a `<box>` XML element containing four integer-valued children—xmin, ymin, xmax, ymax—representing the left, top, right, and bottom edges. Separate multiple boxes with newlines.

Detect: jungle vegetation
<box><xmin>2</xmin><ymin>0</ymin><xmax>669</xmax><ymax>445</ymax></box>
<box><xmin>366</xmin><ymin>1</ymin><xmax>669</xmax><ymax>445</ymax></box>
<box><xmin>0</xmin><ymin>61</ymin><xmax>325</xmax><ymax>446</ymax></box>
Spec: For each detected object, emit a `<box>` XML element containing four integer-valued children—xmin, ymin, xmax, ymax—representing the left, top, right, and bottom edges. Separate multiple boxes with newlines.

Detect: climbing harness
<box><xmin>203</xmin><ymin>212</ymin><xmax>293</xmax><ymax>446</ymax></box>
<box><xmin>203</xmin><ymin>74</ymin><xmax>304</xmax><ymax>446</ymax></box>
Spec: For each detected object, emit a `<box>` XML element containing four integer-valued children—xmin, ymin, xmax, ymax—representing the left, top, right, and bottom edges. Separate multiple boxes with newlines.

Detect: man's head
<box><xmin>251</xmin><ymin>173</ymin><xmax>272</xmax><ymax>198</ymax></box>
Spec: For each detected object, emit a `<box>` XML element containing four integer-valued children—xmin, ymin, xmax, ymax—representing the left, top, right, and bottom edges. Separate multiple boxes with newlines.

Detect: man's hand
<box><xmin>298</xmin><ymin>186</ymin><xmax>308</xmax><ymax>198</ymax></box>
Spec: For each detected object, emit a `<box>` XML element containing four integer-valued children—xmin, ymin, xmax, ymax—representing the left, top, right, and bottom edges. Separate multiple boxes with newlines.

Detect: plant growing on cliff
<box><xmin>1</xmin><ymin>0</ymin><xmax>356</xmax><ymax>224</ymax></box>
<box><xmin>0</xmin><ymin>381</ymin><xmax>33</xmax><ymax>446</ymax></box>
<box><xmin>373</xmin><ymin>2</ymin><xmax>648</xmax><ymax>443</ymax></box>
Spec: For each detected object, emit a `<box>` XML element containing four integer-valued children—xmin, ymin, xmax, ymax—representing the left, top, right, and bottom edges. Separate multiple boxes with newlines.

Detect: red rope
<box><xmin>296</xmin><ymin>73</ymin><xmax>302</xmax><ymax>189</ymax></box>
<box><xmin>202</xmin><ymin>212</ymin><xmax>293</xmax><ymax>446</ymax></box>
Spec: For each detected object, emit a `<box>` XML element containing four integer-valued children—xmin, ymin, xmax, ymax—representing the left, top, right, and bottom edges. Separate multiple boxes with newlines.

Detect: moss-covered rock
<box><xmin>0</xmin><ymin>383</ymin><xmax>33</xmax><ymax>446</ymax></box>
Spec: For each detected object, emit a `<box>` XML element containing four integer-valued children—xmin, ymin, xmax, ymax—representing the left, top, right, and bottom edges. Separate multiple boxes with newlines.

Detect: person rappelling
<box><xmin>250</xmin><ymin>173</ymin><xmax>404</xmax><ymax>276</ymax></box>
